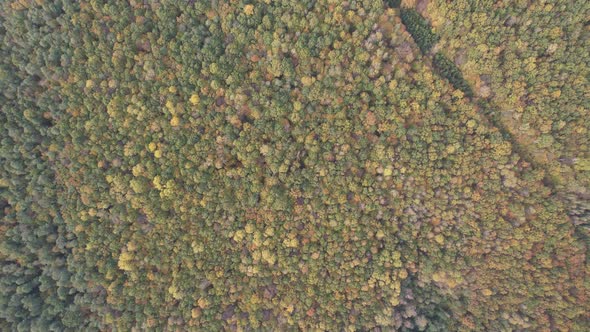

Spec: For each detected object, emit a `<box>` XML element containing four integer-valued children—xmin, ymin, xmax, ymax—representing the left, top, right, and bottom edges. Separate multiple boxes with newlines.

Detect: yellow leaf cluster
<box><xmin>283</xmin><ymin>237</ymin><xmax>298</xmax><ymax>248</ymax></box>
<box><xmin>244</xmin><ymin>4</ymin><xmax>254</xmax><ymax>16</ymax></box>
<box><xmin>117</xmin><ymin>252</ymin><xmax>133</xmax><ymax>271</ymax></box>
<box><xmin>190</xmin><ymin>94</ymin><xmax>200</xmax><ymax>105</ymax></box>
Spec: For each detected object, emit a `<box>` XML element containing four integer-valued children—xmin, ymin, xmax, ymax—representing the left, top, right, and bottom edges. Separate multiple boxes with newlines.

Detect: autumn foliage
<box><xmin>0</xmin><ymin>1</ymin><xmax>587</xmax><ymax>331</ymax></box>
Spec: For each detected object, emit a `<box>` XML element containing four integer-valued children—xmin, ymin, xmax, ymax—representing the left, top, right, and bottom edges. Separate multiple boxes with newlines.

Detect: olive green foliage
<box><xmin>399</xmin><ymin>8</ymin><xmax>438</xmax><ymax>53</ymax></box>
<box><xmin>0</xmin><ymin>0</ymin><xmax>588</xmax><ymax>331</ymax></box>
<box><xmin>433</xmin><ymin>53</ymin><xmax>473</xmax><ymax>97</ymax></box>
<box><xmin>0</xmin><ymin>2</ymin><xmax>84</xmax><ymax>331</ymax></box>
<box><xmin>424</xmin><ymin>0</ymin><xmax>590</xmax><ymax>192</ymax></box>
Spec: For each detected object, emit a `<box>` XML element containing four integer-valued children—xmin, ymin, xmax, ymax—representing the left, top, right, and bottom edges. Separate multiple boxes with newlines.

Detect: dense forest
<box><xmin>1</xmin><ymin>0</ymin><xmax>588</xmax><ymax>331</ymax></box>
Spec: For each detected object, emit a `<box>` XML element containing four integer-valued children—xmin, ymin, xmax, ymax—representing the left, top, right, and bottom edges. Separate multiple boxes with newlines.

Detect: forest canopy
<box><xmin>1</xmin><ymin>0</ymin><xmax>588</xmax><ymax>331</ymax></box>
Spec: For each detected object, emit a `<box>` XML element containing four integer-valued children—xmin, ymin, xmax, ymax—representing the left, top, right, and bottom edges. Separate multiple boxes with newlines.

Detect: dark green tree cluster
<box><xmin>399</xmin><ymin>8</ymin><xmax>438</xmax><ymax>53</ymax></box>
<box><xmin>395</xmin><ymin>7</ymin><xmax>473</xmax><ymax>98</ymax></box>
<box><xmin>385</xmin><ymin>0</ymin><xmax>402</xmax><ymax>9</ymax></box>
<box><xmin>432</xmin><ymin>53</ymin><xmax>473</xmax><ymax>98</ymax></box>
<box><xmin>0</xmin><ymin>0</ymin><xmax>587</xmax><ymax>331</ymax></box>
